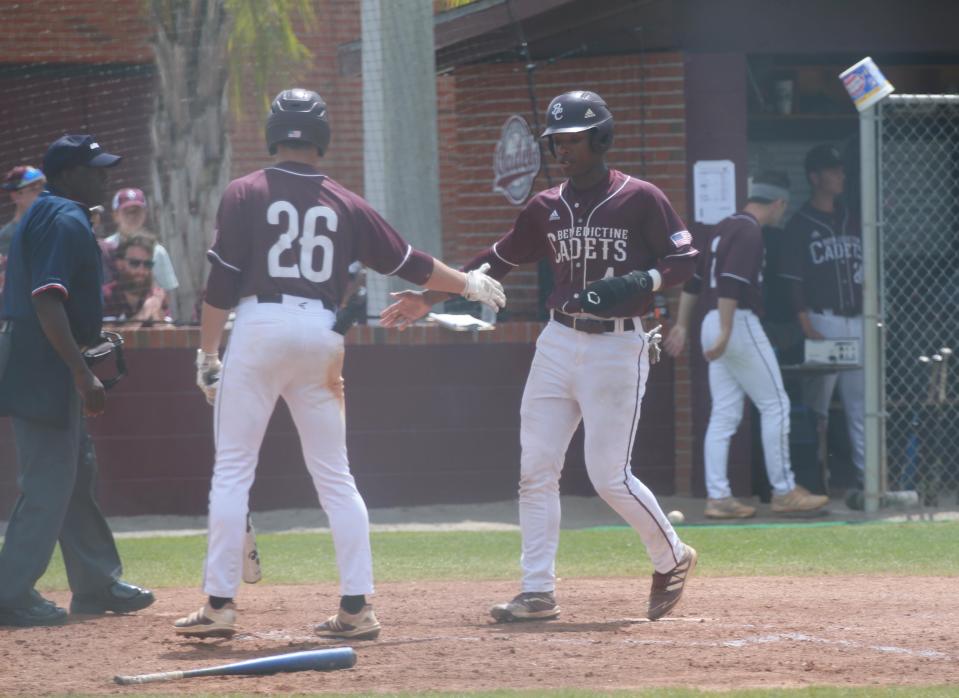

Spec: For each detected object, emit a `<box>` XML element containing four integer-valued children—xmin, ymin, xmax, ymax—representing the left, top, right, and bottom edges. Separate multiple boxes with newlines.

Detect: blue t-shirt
<box><xmin>2</xmin><ymin>189</ymin><xmax>103</xmax><ymax>346</ymax></box>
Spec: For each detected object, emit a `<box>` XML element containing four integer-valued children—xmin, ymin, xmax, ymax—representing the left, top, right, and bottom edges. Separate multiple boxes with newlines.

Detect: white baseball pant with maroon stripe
<box><xmin>700</xmin><ymin>308</ymin><xmax>795</xmax><ymax>500</ymax></box>
<box><xmin>802</xmin><ymin>311</ymin><xmax>865</xmax><ymax>478</ymax></box>
<box><xmin>518</xmin><ymin>320</ymin><xmax>685</xmax><ymax>593</ymax></box>
<box><xmin>203</xmin><ymin>296</ymin><xmax>373</xmax><ymax>599</ymax></box>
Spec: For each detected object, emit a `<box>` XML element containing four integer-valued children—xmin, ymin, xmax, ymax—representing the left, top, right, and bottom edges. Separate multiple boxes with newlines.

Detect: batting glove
<box><xmin>646</xmin><ymin>324</ymin><xmax>663</xmax><ymax>365</ymax></box>
<box><xmin>462</xmin><ymin>263</ymin><xmax>506</xmax><ymax>311</ymax></box>
<box><xmin>195</xmin><ymin>349</ymin><xmax>222</xmax><ymax>406</ymax></box>
<box><xmin>581</xmin><ymin>270</ymin><xmax>654</xmax><ymax>315</ymax></box>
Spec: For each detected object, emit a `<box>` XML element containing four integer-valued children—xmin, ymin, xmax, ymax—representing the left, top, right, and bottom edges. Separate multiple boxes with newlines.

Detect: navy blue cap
<box><xmin>804</xmin><ymin>144</ymin><xmax>842</xmax><ymax>173</ymax></box>
<box><xmin>42</xmin><ymin>134</ymin><xmax>121</xmax><ymax>179</ymax></box>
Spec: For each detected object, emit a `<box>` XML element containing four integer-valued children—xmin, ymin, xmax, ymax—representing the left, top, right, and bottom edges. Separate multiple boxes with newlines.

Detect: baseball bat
<box><xmin>114</xmin><ymin>647</ymin><xmax>356</xmax><ymax>685</ymax></box>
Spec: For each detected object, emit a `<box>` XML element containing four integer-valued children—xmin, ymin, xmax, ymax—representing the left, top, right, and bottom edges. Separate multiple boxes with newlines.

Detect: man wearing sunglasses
<box><xmin>0</xmin><ymin>134</ymin><xmax>155</xmax><ymax>627</ymax></box>
<box><xmin>102</xmin><ymin>233</ymin><xmax>168</xmax><ymax>324</ymax></box>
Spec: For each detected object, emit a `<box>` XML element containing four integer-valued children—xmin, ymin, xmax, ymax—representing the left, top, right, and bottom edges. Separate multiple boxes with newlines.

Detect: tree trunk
<box><xmin>149</xmin><ymin>0</ymin><xmax>234</xmax><ymax>322</ymax></box>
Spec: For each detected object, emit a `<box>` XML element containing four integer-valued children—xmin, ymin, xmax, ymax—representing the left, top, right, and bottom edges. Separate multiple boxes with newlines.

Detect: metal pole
<box><xmin>860</xmin><ymin>104</ymin><xmax>881</xmax><ymax>513</ymax></box>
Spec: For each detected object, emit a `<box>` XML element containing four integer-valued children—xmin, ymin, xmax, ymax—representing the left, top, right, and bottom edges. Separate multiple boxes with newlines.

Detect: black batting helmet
<box><xmin>540</xmin><ymin>91</ymin><xmax>614</xmax><ymax>156</ymax></box>
<box><xmin>265</xmin><ymin>88</ymin><xmax>331</xmax><ymax>156</ymax></box>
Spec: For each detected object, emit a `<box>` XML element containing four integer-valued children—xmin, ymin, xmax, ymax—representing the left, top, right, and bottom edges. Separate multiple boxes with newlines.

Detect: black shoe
<box><xmin>0</xmin><ymin>596</ymin><xmax>69</xmax><ymax>627</ymax></box>
<box><xmin>70</xmin><ymin>580</ymin><xmax>155</xmax><ymax>615</ymax></box>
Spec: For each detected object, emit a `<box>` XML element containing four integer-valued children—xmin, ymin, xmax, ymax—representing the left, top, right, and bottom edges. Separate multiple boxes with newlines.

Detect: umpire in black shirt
<box><xmin>0</xmin><ymin>135</ymin><xmax>154</xmax><ymax>626</ymax></box>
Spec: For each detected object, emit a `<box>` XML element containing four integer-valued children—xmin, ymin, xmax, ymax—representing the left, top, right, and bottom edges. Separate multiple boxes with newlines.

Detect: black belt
<box><xmin>553</xmin><ymin>310</ymin><xmax>634</xmax><ymax>334</ymax></box>
<box><xmin>257</xmin><ymin>293</ymin><xmax>283</xmax><ymax>303</ymax></box>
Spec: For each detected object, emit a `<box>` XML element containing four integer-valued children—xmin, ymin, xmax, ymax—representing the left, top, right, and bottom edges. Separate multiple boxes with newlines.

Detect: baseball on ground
<box><xmin>667</xmin><ymin>510</ymin><xmax>685</xmax><ymax>525</ymax></box>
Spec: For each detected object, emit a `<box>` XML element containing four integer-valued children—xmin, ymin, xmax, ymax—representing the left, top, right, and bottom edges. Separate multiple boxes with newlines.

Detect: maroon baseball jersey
<box><xmin>686</xmin><ymin>211</ymin><xmax>766</xmax><ymax>316</ymax></box>
<box><xmin>779</xmin><ymin>202</ymin><xmax>862</xmax><ymax>316</ymax></box>
<box><xmin>466</xmin><ymin>169</ymin><xmax>697</xmax><ymax>317</ymax></box>
<box><xmin>205</xmin><ymin>162</ymin><xmax>433</xmax><ymax>310</ymax></box>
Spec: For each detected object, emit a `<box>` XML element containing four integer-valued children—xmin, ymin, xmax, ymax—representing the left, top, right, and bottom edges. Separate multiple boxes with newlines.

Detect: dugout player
<box><xmin>664</xmin><ymin>173</ymin><xmax>830</xmax><ymax>518</ymax></box>
<box><xmin>780</xmin><ymin>144</ymin><xmax>865</xmax><ymax>486</ymax></box>
<box><xmin>382</xmin><ymin>90</ymin><xmax>698</xmax><ymax>622</ymax></box>
<box><xmin>173</xmin><ymin>89</ymin><xmax>505</xmax><ymax>640</ymax></box>
<box><xmin>0</xmin><ymin>135</ymin><xmax>155</xmax><ymax>626</ymax></box>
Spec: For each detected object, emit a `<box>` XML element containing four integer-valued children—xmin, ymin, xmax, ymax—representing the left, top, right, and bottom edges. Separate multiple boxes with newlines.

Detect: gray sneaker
<box><xmin>771</xmin><ymin>485</ymin><xmax>829</xmax><ymax>514</ymax></box>
<box><xmin>490</xmin><ymin>592</ymin><xmax>560</xmax><ymax>622</ymax></box>
<box><xmin>705</xmin><ymin>497</ymin><xmax>756</xmax><ymax>519</ymax></box>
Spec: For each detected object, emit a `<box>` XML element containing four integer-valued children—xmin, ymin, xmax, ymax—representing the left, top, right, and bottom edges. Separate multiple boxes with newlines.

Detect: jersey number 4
<box><xmin>267</xmin><ymin>200</ymin><xmax>336</xmax><ymax>282</ymax></box>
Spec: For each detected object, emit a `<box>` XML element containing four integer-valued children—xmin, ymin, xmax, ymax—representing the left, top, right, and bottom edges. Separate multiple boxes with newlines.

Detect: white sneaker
<box><xmin>173</xmin><ymin>602</ymin><xmax>237</xmax><ymax>638</ymax></box>
<box><xmin>315</xmin><ymin>605</ymin><xmax>381</xmax><ymax>640</ymax></box>
<box><xmin>489</xmin><ymin>592</ymin><xmax>561</xmax><ymax>622</ymax></box>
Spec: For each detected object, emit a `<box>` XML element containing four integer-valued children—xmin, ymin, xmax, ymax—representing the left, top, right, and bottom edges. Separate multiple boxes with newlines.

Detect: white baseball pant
<box><xmin>202</xmin><ymin>296</ymin><xmax>373</xmax><ymax>599</ymax></box>
<box><xmin>802</xmin><ymin>311</ymin><xmax>865</xmax><ymax>478</ymax></box>
<box><xmin>518</xmin><ymin>320</ymin><xmax>685</xmax><ymax>593</ymax></box>
<box><xmin>701</xmin><ymin>309</ymin><xmax>796</xmax><ymax>499</ymax></box>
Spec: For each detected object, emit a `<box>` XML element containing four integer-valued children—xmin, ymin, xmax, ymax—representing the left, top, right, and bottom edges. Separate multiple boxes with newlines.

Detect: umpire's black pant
<box><xmin>0</xmin><ymin>389</ymin><xmax>121</xmax><ymax>609</ymax></box>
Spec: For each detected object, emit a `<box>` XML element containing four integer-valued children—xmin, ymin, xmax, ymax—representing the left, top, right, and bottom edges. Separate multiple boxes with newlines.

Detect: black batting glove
<box><xmin>580</xmin><ymin>270</ymin><xmax>654</xmax><ymax>314</ymax></box>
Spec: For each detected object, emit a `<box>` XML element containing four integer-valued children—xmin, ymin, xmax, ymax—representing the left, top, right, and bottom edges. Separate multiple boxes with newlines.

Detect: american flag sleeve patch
<box><xmin>670</xmin><ymin>230</ymin><xmax>692</xmax><ymax>248</ymax></box>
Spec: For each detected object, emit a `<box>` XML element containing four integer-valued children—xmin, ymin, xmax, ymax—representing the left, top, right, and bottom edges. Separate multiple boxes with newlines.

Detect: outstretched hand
<box><xmin>380</xmin><ymin>290</ymin><xmax>433</xmax><ymax>331</ymax></box>
<box><xmin>663</xmin><ymin>324</ymin><xmax>687</xmax><ymax>358</ymax></box>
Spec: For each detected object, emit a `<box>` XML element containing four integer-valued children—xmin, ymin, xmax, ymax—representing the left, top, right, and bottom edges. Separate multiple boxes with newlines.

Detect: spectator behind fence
<box><xmin>102</xmin><ymin>233</ymin><xmax>169</xmax><ymax>325</ymax></box>
<box><xmin>0</xmin><ymin>134</ymin><xmax>155</xmax><ymax>627</ymax></box>
<box><xmin>103</xmin><ymin>188</ymin><xmax>179</xmax><ymax>294</ymax></box>
<box><xmin>0</xmin><ymin>165</ymin><xmax>46</xmax><ymax>256</ymax></box>
<box><xmin>780</xmin><ymin>144</ymin><xmax>865</xmax><ymax>489</ymax></box>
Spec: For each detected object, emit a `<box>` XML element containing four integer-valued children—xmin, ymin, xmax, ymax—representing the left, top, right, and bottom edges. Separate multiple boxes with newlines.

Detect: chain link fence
<box><xmin>878</xmin><ymin>94</ymin><xmax>959</xmax><ymax>506</ymax></box>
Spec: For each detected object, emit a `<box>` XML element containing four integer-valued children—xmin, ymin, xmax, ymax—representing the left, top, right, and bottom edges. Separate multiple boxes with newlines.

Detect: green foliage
<box><xmin>32</xmin><ymin>521</ymin><xmax>959</xmax><ymax>592</ymax></box>
<box><xmin>226</xmin><ymin>0</ymin><xmax>316</xmax><ymax>111</ymax></box>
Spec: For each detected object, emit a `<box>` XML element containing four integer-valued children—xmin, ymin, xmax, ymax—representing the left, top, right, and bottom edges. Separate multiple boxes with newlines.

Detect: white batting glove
<box><xmin>646</xmin><ymin>324</ymin><xmax>663</xmax><ymax>365</ymax></box>
<box><xmin>462</xmin><ymin>263</ymin><xmax>506</xmax><ymax>311</ymax></box>
<box><xmin>195</xmin><ymin>349</ymin><xmax>222</xmax><ymax>406</ymax></box>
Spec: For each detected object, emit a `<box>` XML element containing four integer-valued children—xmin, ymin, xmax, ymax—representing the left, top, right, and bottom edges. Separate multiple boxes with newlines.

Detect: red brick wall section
<box><xmin>0</xmin><ymin>0</ymin><xmax>152</xmax><ymax>64</ymax></box>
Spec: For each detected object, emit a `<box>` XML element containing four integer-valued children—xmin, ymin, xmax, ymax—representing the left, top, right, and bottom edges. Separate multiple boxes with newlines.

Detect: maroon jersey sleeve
<box><xmin>642</xmin><ymin>184</ymin><xmax>697</xmax><ymax>288</ymax></box>
<box><xmin>205</xmin><ymin>179</ymin><xmax>249</xmax><ymax>309</ymax></box>
<box><xmin>348</xmin><ymin>195</ymin><xmax>433</xmax><ymax>285</ymax></box>
<box><xmin>684</xmin><ymin>250</ymin><xmax>706</xmax><ymax>295</ymax></box>
<box><xmin>462</xmin><ymin>198</ymin><xmax>549</xmax><ymax>280</ymax></box>
<box><xmin>713</xmin><ymin>218</ymin><xmax>761</xmax><ymax>300</ymax></box>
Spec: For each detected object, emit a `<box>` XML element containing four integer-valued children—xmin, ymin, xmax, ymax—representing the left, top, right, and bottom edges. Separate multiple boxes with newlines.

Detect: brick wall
<box><xmin>0</xmin><ymin>0</ymin><xmax>151</xmax><ymax>64</ymax></box>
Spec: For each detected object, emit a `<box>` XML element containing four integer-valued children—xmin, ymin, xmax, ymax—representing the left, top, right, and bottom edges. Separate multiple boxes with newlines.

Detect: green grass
<box><xmin>33</xmin><ymin>520</ymin><xmax>959</xmax><ymax>592</ymax></box>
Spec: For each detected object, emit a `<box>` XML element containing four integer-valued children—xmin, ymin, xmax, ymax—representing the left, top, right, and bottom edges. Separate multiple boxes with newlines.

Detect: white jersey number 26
<box><xmin>267</xmin><ymin>200</ymin><xmax>336</xmax><ymax>282</ymax></box>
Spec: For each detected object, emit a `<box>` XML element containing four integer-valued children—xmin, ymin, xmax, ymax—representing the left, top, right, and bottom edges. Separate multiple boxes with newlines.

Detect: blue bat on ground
<box><xmin>114</xmin><ymin>647</ymin><xmax>356</xmax><ymax>685</ymax></box>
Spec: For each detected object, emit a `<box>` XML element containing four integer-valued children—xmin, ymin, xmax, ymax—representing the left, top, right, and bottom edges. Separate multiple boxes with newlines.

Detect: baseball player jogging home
<box><xmin>382</xmin><ymin>90</ymin><xmax>698</xmax><ymax>622</ymax></box>
<box><xmin>664</xmin><ymin>172</ymin><xmax>829</xmax><ymax>519</ymax></box>
<box><xmin>174</xmin><ymin>88</ymin><xmax>505</xmax><ymax>640</ymax></box>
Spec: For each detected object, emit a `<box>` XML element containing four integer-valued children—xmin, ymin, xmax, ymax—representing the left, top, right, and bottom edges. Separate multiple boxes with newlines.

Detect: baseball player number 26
<box><xmin>267</xmin><ymin>200</ymin><xmax>336</xmax><ymax>282</ymax></box>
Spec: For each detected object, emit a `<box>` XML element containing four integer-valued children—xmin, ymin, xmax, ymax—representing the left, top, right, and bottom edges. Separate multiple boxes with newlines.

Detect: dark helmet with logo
<box><xmin>540</xmin><ymin>91</ymin><xmax>614</xmax><ymax>156</ymax></box>
<box><xmin>265</xmin><ymin>88</ymin><xmax>331</xmax><ymax>156</ymax></box>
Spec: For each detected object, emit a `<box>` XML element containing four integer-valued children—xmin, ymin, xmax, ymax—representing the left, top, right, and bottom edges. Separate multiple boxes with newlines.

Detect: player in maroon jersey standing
<box><xmin>664</xmin><ymin>172</ymin><xmax>829</xmax><ymax>519</ymax></box>
<box><xmin>173</xmin><ymin>89</ymin><xmax>505</xmax><ymax>640</ymax></box>
<box><xmin>382</xmin><ymin>91</ymin><xmax>699</xmax><ymax>622</ymax></box>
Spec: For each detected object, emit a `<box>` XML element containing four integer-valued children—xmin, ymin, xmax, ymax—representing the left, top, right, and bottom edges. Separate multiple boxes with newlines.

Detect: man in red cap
<box><xmin>102</xmin><ymin>187</ymin><xmax>179</xmax><ymax>308</ymax></box>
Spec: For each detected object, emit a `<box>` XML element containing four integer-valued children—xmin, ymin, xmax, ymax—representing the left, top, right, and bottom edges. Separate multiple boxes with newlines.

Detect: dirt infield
<box><xmin>2</xmin><ymin>576</ymin><xmax>957</xmax><ymax>695</ymax></box>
